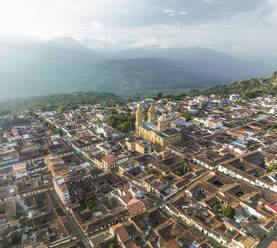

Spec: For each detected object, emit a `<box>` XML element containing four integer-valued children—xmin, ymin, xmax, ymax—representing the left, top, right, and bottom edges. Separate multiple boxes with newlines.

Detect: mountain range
<box><xmin>0</xmin><ymin>37</ymin><xmax>274</xmax><ymax>99</ymax></box>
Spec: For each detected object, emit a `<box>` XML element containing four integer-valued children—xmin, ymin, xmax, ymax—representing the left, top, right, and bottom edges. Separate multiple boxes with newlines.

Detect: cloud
<box><xmin>163</xmin><ymin>9</ymin><xmax>176</xmax><ymax>16</ymax></box>
<box><xmin>90</xmin><ymin>20</ymin><xmax>103</xmax><ymax>31</ymax></box>
<box><xmin>265</xmin><ymin>0</ymin><xmax>277</xmax><ymax>24</ymax></box>
<box><xmin>170</xmin><ymin>19</ymin><xmax>180</xmax><ymax>28</ymax></box>
<box><xmin>0</xmin><ymin>0</ymin><xmax>276</xmax><ymax>57</ymax></box>
<box><xmin>163</xmin><ymin>8</ymin><xmax>188</xmax><ymax>17</ymax></box>
<box><xmin>129</xmin><ymin>36</ymin><xmax>162</xmax><ymax>48</ymax></box>
<box><xmin>203</xmin><ymin>0</ymin><xmax>222</xmax><ymax>4</ymax></box>
<box><xmin>178</xmin><ymin>11</ymin><xmax>188</xmax><ymax>16</ymax></box>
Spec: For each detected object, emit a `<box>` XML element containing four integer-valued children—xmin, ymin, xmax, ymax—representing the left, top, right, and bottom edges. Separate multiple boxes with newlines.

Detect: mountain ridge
<box><xmin>0</xmin><ymin>37</ymin><xmax>273</xmax><ymax>99</ymax></box>
<box><xmin>114</xmin><ymin>47</ymin><xmax>270</xmax><ymax>80</ymax></box>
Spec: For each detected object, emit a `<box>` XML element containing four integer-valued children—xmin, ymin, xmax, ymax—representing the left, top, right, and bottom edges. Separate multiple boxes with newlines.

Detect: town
<box><xmin>0</xmin><ymin>94</ymin><xmax>277</xmax><ymax>248</ymax></box>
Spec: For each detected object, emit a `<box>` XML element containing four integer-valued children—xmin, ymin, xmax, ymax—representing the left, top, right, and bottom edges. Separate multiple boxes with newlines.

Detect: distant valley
<box><xmin>1</xmin><ymin>71</ymin><xmax>277</xmax><ymax>115</ymax></box>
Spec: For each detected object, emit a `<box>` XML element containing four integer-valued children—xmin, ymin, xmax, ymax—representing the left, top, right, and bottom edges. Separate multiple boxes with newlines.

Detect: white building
<box><xmin>53</xmin><ymin>177</ymin><xmax>71</xmax><ymax>205</ymax></box>
<box><xmin>229</xmin><ymin>94</ymin><xmax>240</xmax><ymax>101</ymax></box>
<box><xmin>205</xmin><ymin>119</ymin><xmax>223</xmax><ymax>129</ymax></box>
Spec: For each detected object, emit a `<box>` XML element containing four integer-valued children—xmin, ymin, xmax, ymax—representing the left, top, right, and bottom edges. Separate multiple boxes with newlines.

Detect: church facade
<box><xmin>135</xmin><ymin>105</ymin><xmax>181</xmax><ymax>147</ymax></box>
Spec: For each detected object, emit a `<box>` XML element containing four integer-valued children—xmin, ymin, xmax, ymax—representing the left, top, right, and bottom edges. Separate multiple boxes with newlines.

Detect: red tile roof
<box><xmin>127</xmin><ymin>199</ymin><xmax>146</xmax><ymax>215</ymax></box>
<box><xmin>268</xmin><ymin>240</ymin><xmax>277</xmax><ymax>248</ymax></box>
<box><xmin>266</xmin><ymin>203</ymin><xmax>277</xmax><ymax>213</ymax></box>
<box><xmin>102</xmin><ymin>154</ymin><xmax>118</xmax><ymax>164</ymax></box>
<box><xmin>110</xmin><ymin>223</ymin><xmax>130</xmax><ymax>243</ymax></box>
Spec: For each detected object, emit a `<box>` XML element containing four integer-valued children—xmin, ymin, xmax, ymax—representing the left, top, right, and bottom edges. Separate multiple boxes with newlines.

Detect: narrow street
<box><xmin>257</xmin><ymin>225</ymin><xmax>277</xmax><ymax>248</ymax></box>
<box><xmin>51</xmin><ymin>190</ymin><xmax>92</xmax><ymax>248</ymax></box>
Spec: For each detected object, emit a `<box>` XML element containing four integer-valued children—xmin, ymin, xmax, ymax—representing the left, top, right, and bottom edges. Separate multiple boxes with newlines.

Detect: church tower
<box><xmin>147</xmin><ymin>104</ymin><xmax>156</xmax><ymax>122</ymax></box>
<box><xmin>136</xmin><ymin>105</ymin><xmax>144</xmax><ymax>136</ymax></box>
<box><xmin>157</xmin><ymin>113</ymin><xmax>167</xmax><ymax>132</ymax></box>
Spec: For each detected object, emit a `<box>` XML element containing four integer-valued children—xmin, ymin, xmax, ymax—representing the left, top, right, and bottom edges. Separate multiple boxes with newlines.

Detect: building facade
<box><xmin>135</xmin><ymin>105</ymin><xmax>181</xmax><ymax>147</ymax></box>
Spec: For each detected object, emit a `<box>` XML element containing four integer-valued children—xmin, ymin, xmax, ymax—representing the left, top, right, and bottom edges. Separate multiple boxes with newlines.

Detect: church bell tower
<box><xmin>157</xmin><ymin>113</ymin><xmax>167</xmax><ymax>132</ymax></box>
<box><xmin>147</xmin><ymin>104</ymin><xmax>156</xmax><ymax>122</ymax></box>
<box><xmin>136</xmin><ymin>105</ymin><xmax>144</xmax><ymax>136</ymax></box>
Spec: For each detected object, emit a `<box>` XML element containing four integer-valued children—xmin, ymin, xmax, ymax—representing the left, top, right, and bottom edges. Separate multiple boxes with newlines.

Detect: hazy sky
<box><xmin>0</xmin><ymin>0</ymin><xmax>277</xmax><ymax>56</ymax></box>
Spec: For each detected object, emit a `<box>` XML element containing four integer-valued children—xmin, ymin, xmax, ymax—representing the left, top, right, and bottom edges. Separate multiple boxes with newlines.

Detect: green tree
<box><xmin>111</xmin><ymin>110</ymin><xmax>118</xmax><ymax>116</ymax></box>
<box><xmin>156</xmin><ymin>92</ymin><xmax>163</xmax><ymax>99</ymax></box>
<box><xmin>10</xmin><ymin>231</ymin><xmax>21</xmax><ymax>245</ymax></box>
<box><xmin>182</xmin><ymin>157</ymin><xmax>189</xmax><ymax>166</ymax></box>
<box><xmin>222</xmin><ymin>205</ymin><xmax>235</xmax><ymax>219</ymax></box>
<box><xmin>9</xmin><ymin>216</ymin><xmax>17</xmax><ymax>221</ymax></box>
<box><xmin>180</xmin><ymin>111</ymin><xmax>191</xmax><ymax>121</ymax></box>
<box><xmin>266</xmin><ymin>162</ymin><xmax>277</xmax><ymax>172</ymax></box>
<box><xmin>42</xmin><ymin>120</ymin><xmax>49</xmax><ymax>126</ymax></box>
<box><xmin>212</xmin><ymin>205</ymin><xmax>222</xmax><ymax>213</ymax></box>
<box><xmin>108</xmin><ymin>112</ymin><xmax>135</xmax><ymax>133</ymax></box>
<box><xmin>109</xmin><ymin>243</ymin><xmax>118</xmax><ymax>248</ymax></box>
<box><xmin>262</xmin><ymin>123</ymin><xmax>277</xmax><ymax>131</ymax></box>
<box><xmin>213</xmin><ymin>204</ymin><xmax>235</xmax><ymax>219</ymax></box>
<box><xmin>54</xmin><ymin>128</ymin><xmax>63</xmax><ymax>135</ymax></box>
<box><xmin>0</xmin><ymin>236</ymin><xmax>10</xmax><ymax>248</ymax></box>
<box><xmin>86</xmin><ymin>195</ymin><xmax>97</xmax><ymax>212</ymax></box>
<box><xmin>147</xmin><ymin>167</ymin><xmax>155</xmax><ymax>175</ymax></box>
<box><xmin>19</xmin><ymin>215</ymin><xmax>27</xmax><ymax>220</ymax></box>
<box><xmin>0</xmin><ymin>237</ymin><xmax>4</xmax><ymax>246</ymax></box>
<box><xmin>174</xmin><ymin>170</ymin><xmax>183</xmax><ymax>176</ymax></box>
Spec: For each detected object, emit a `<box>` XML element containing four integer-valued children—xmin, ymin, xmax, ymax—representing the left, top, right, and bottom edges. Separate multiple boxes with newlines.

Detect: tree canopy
<box><xmin>86</xmin><ymin>194</ymin><xmax>97</xmax><ymax>212</ymax></box>
<box><xmin>213</xmin><ymin>204</ymin><xmax>235</xmax><ymax>219</ymax></box>
<box><xmin>180</xmin><ymin>111</ymin><xmax>191</xmax><ymax>121</ymax></box>
<box><xmin>108</xmin><ymin>110</ymin><xmax>135</xmax><ymax>133</ymax></box>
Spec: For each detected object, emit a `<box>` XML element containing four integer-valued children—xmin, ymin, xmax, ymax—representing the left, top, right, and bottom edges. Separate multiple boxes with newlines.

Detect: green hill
<box><xmin>96</xmin><ymin>58</ymin><xmax>222</xmax><ymax>93</ymax></box>
<box><xmin>196</xmin><ymin>71</ymin><xmax>277</xmax><ymax>98</ymax></box>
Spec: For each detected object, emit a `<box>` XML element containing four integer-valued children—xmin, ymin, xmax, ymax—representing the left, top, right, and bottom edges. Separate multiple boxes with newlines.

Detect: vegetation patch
<box><xmin>266</xmin><ymin>162</ymin><xmax>277</xmax><ymax>172</ymax></box>
<box><xmin>86</xmin><ymin>194</ymin><xmax>97</xmax><ymax>212</ymax></box>
<box><xmin>212</xmin><ymin>204</ymin><xmax>235</xmax><ymax>219</ymax></box>
<box><xmin>108</xmin><ymin>109</ymin><xmax>135</xmax><ymax>133</ymax></box>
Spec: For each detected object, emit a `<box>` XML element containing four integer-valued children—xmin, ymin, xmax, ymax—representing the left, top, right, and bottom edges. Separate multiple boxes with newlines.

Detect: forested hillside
<box><xmin>0</xmin><ymin>91</ymin><xmax>122</xmax><ymax>114</ymax></box>
<box><xmin>194</xmin><ymin>71</ymin><xmax>277</xmax><ymax>98</ymax></box>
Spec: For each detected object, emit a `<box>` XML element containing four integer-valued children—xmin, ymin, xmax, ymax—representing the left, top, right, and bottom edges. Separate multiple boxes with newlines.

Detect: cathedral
<box><xmin>135</xmin><ymin>104</ymin><xmax>182</xmax><ymax>147</ymax></box>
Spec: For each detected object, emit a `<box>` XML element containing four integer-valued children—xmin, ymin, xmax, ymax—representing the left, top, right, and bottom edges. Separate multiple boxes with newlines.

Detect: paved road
<box><xmin>257</xmin><ymin>225</ymin><xmax>277</xmax><ymax>248</ymax></box>
<box><xmin>51</xmin><ymin>190</ymin><xmax>92</xmax><ymax>248</ymax></box>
